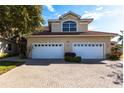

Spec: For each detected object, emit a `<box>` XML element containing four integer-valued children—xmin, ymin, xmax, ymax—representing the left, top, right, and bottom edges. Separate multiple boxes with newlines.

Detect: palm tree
<box><xmin>118</xmin><ymin>30</ymin><xmax>123</xmax><ymax>45</ymax></box>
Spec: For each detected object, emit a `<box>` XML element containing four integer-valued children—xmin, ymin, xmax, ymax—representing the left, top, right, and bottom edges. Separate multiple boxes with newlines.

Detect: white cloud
<box><xmin>84</xmin><ymin>11</ymin><xmax>88</xmax><ymax>13</ymax></box>
<box><xmin>54</xmin><ymin>12</ymin><xmax>61</xmax><ymax>18</ymax></box>
<box><xmin>82</xmin><ymin>12</ymin><xmax>102</xmax><ymax>20</ymax></box>
<box><xmin>96</xmin><ymin>7</ymin><xmax>103</xmax><ymax>11</ymax></box>
<box><xmin>57</xmin><ymin>14</ymin><xmax>61</xmax><ymax>18</ymax></box>
<box><xmin>81</xmin><ymin>9</ymin><xmax>121</xmax><ymax>20</ymax></box>
<box><xmin>46</xmin><ymin>5</ymin><xmax>55</xmax><ymax>12</ymax></box>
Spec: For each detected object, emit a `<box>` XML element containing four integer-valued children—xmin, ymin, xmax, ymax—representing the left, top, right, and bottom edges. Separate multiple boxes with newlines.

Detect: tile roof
<box><xmin>32</xmin><ymin>31</ymin><xmax>117</xmax><ymax>36</ymax></box>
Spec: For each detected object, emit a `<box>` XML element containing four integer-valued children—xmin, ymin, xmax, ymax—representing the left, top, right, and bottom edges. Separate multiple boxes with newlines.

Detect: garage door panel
<box><xmin>73</xmin><ymin>43</ymin><xmax>104</xmax><ymax>59</ymax></box>
<box><xmin>32</xmin><ymin>43</ymin><xmax>64</xmax><ymax>59</ymax></box>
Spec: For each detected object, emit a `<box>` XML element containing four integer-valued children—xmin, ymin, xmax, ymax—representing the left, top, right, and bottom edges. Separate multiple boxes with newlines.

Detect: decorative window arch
<box><xmin>62</xmin><ymin>21</ymin><xmax>77</xmax><ymax>32</ymax></box>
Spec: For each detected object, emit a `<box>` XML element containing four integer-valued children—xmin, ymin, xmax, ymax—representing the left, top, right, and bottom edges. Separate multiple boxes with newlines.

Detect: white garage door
<box><xmin>73</xmin><ymin>43</ymin><xmax>104</xmax><ymax>59</ymax></box>
<box><xmin>32</xmin><ymin>43</ymin><xmax>64</xmax><ymax>59</ymax></box>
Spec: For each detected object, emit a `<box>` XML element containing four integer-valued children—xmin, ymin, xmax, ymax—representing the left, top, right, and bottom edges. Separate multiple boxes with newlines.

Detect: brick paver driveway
<box><xmin>0</xmin><ymin>59</ymin><xmax>123</xmax><ymax>88</ymax></box>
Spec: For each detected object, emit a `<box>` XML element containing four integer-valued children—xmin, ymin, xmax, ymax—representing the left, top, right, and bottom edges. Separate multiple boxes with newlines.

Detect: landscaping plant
<box><xmin>106</xmin><ymin>45</ymin><xmax>122</xmax><ymax>60</ymax></box>
<box><xmin>64</xmin><ymin>52</ymin><xmax>81</xmax><ymax>63</ymax></box>
<box><xmin>0</xmin><ymin>53</ymin><xmax>18</xmax><ymax>59</ymax></box>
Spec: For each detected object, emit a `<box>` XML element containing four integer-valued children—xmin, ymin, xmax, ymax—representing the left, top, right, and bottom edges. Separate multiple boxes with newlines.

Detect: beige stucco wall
<box><xmin>51</xmin><ymin>23</ymin><xmax>61</xmax><ymax>32</ymax></box>
<box><xmin>78</xmin><ymin>23</ymin><xmax>88</xmax><ymax>32</ymax></box>
<box><xmin>27</xmin><ymin>36</ymin><xmax>111</xmax><ymax>58</ymax></box>
<box><xmin>51</xmin><ymin>14</ymin><xmax>88</xmax><ymax>32</ymax></box>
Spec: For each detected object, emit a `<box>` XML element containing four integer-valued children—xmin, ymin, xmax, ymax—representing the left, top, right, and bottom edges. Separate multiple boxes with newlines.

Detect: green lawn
<box><xmin>0</xmin><ymin>61</ymin><xmax>25</xmax><ymax>75</ymax></box>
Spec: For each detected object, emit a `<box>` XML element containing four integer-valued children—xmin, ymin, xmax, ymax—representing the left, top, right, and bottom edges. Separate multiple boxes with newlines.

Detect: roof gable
<box><xmin>48</xmin><ymin>11</ymin><xmax>93</xmax><ymax>24</ymax></box>
<box><xmin>59</xmin><ymin>11</ymin><xmax>81</xmax><ymax>19</ymax></box>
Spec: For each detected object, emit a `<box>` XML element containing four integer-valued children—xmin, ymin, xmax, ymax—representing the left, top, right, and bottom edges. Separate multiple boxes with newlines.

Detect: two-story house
<box><xmin>27</xmin><ymin>11</ymin><xmax>117</xmax><ymax>59</ymax></box>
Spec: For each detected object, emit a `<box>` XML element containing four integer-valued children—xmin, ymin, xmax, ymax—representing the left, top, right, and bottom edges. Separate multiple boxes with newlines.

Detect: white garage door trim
<box><xmin>72</xmin><ymin>42</ymin><xmax>105</xmax><ymax>59</ymax></box>
<box><xmin>32</xmin><ymin>43</ymin><xmax>64</xmax><ymax>59</ymax></box>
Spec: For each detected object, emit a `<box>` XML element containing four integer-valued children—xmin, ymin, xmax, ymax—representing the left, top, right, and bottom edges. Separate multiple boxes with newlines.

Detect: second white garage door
<box><xmin>32</xmin><ymin>43</ymin><xmax>64</xmax><ymax>59</ymax></box>
<box><xmin>73</xmin><ymin>43</ymin><xmax>104</xmax><ymax>59</ymax></box>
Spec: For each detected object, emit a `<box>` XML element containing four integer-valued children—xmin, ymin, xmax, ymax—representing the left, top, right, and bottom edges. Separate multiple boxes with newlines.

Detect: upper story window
<box><xmin>62</xmin><ymin>21</ymin><xmax>77</xmax><ymax>32</ymax></box>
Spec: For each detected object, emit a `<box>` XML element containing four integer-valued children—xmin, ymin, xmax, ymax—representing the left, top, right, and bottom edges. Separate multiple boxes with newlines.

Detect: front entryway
<box><xmin>32</xmin><ymin>43</ymin><xmax>64</xmax><ymax>59</ymax></box>
<box><xmin>73</xmin><ymin>43</ymin><xmax>104</xmax><ymax>59</ymax></box>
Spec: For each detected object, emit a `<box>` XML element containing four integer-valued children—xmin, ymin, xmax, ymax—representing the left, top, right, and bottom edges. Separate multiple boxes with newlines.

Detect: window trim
<box><xmin>61</xmin><ymin>20</ymin><xmax>78</xmax><ymax>32</ymax></box>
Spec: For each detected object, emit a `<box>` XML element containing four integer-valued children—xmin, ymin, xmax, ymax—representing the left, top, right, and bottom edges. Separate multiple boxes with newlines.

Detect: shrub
<box><xmin>113</xmin><ymin>52</ymin><xmax>122</xmax><ymax>58</ymax></box>
<box><xmin>74</xmin><ymin>56</ymin><xmax>82</xmax><ymax>63</ymax></box>
<box><xmin>64</xmin><ymin>56</ymin><xmax>71</xmax><ymax>61</ymax></box>
<box><xmin>109</xmin><ymin>54</ymin><xmax>119</xmax><ymax>60</ymax></box>
<box><xmin>106</xmin><ymin>52</ymin><xmax>121</xmax><ymax>60</ymax></box>
<box><xmin>106</xmin><ymin>45</ymin><xmax>122</xmax><ymax>61</ymax></box>
<box><xmin>64</xmin><ymin>52</ymin><xmax>76</xmax><ymax>57</ymax></box>
<box><xmin>111</xmin><ymin>47</ymin><xmax>118</xmax><ymax>52</ymax></box>
<box><xmin>64</xmin><ymin>52</ymin><xmax>82</xmax><ymax>63</ymax></box>
<box><xmin>64</xmin><ymin>56</ymin><xmax>81</xmax><ymax>63</ymax></box>
<box><xmin>0</xmin><ymin>53</ymin><xmax>18</xmax><ymax>59</ymax></box>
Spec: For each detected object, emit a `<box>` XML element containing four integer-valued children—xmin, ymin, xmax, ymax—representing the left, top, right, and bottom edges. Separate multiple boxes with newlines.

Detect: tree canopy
<box><xmin>0</xmin><ymin>5</ymin><xmax>44</xmax><ymax>39</ymax></box>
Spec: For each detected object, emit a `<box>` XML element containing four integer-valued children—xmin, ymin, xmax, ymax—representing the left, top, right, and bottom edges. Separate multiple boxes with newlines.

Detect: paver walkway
<box><xmin>0</xmin><ymin>59</ymin><xmax>123</xmax><ymax>88</ymax></box>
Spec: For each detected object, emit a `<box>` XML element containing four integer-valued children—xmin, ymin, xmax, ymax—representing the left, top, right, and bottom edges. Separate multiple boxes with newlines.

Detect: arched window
<box><xmin>62</xmin><ymin>21</ymin><xmax>77</xmax><ymax>32</ymax></box>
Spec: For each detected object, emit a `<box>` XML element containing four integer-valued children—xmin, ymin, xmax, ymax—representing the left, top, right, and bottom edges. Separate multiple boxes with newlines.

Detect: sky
<box><xmin>42</xmin><ymin>5</ymin><xmax>123</xmax><ymax>41</ymax></box>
